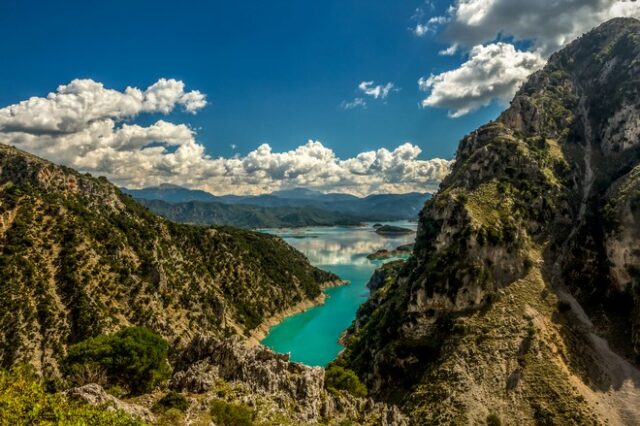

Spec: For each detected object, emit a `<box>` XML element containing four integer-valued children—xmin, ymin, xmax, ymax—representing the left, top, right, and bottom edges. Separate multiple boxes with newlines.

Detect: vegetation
<box><xmin>64</xmin><ymin>327</ymin><xmax>171</xmax><ymax>395</ymax></box>
<box><xmin>209</xmin><ymin>399</ymin><xmax>254</xmax><ymax>426</ymax></box>
<box><xmin>486</xmin><ymin>413</ymin><xmax>502</xmax><ymax>426</ymax></box>
<box><xmin>374</xmin><ymin>225</ymin><xmax>415</xmax><ymax>236</ymax></box>
<box><xmin>324</xmin><ymin>364</ymin><xmax>367</xmax><ymax>398</ymax></box>
<box><xmin>154</xmin><ymin>390</ymin><xmax>189</xmax><ymax>412</ymax></box>
<box><xmin>137</xmin><ymin>199</ymin><xmax>364</xmax><ymax>229</ymax></box>
<box><xmin>0</xmin><ymin>366</ymin><xmax>146</xmax><ymax>426</ymax></box>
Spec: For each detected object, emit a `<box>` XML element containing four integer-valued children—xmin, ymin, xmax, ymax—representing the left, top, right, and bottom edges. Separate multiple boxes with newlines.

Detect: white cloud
<box><xmin>413</xmin><ymin>24</ymin><xmax>429</xmax><ymax>37</ymax></box>
<box><xmin>358</xmin><ymin>81</ymin><xmax>396</xmax><ymax>99</ymax></box>
<box><xmin>0</xmin><ymin>78</ymin><xmax>206</xmax><ymax>136</ymax></box>
<box><xmin>445</xmin><ymin>0</ymin><xmax>640</xmax><ymax>56</ymax></box>
<box><xmin>419</xmin><ymin>43</ymin><xmax>545</xmax><ymax>118</ymax></box>
<box><xmin>341</xmin><ymin>81</ymin><xmax>396</xmax><ymax>110</ymax></box>
<box><xmin>0</xmin><ymin>79</ymin><xmax>452</xmax><ymax>195</ymax></box>
<box><xmin>341</xmin><ymin>98</ymin><xmax>367</xmax><ymax>110</ymax></box>
<box><xmin>418</xmin><ymin>0</ymin><xmax>640</xmax><ymax>117</ymax></box>
<box><xmin>439</xmin><ymin>43</ymin><xmax>459</xmax><ymax>56</ymax></box>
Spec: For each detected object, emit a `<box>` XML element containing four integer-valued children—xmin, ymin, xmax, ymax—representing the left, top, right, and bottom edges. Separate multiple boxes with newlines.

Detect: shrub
<box><xmin>64</xmin><ymin>327</ymin><xmax>171</xmax><ymax>394</ymax></box>
<box><xmin>155</xmin><ymin>390</ymin><xmax>189</xmax><ymax>412</ymax></box>
<box><xmin>209</xmin><ymin>399</ymin><xmax>254</xmax><ymax>426</ymax></box>
<box><xmin>0</xmin><ymin>366</ymin><xmax>146</xmax><ymax>425</ymax></box>
<box><xmin>157</xmin><ymin>408</ymin><xmax>184</xmax><ymax>426</ymax></box>
<box><xmin>487</xmin><ymin>413</ymin><xmax>502</xmax><ymax>426</ymax></box>
<box><xmin>324</xmin><ymin>364</ymin><xmax>367</xmax><ymax>398</ymax></box>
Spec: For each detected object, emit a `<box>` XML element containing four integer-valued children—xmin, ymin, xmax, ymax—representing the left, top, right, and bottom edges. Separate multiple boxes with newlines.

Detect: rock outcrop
<box><xmin>341</xmin><ymin>18</ymin><xmax>640</xmax><ymax>425</ymax></box>
<box><xmin>170</xmin><ymin>335</ymin><xmax>408</xmax><ymax>425</ymax></box>
<box><xmin>64</xmin><ymin>384</ymin><xmax>156</xmax><ymax>423</ymax></box>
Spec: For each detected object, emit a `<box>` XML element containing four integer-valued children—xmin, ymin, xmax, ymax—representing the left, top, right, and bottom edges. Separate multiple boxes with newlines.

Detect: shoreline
<box><xmin>245</xmin><ymin>279</ymin><xmax>347</xmax><ymax>347</ymax></box>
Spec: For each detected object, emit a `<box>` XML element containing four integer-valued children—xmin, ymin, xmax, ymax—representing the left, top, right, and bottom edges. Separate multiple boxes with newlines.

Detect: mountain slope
<box><xmin>136</xmin><ymin>198</ymin><xmax>364</xmax><ymax>228</ymax></box>
<box><xmin>0</xmin><ymin>144</ymin><xmax>337</xmax><ymax>379</ymax></box>
<box><xmin>340</xmin><ymin>18</ymin><xmax>640</xmax><ymax>425</ymax></box>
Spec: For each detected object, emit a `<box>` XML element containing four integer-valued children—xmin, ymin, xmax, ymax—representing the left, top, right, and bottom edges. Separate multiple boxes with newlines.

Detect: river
<box><xmin>260</xmin><ymin>221</ymin><xmax>417</xmax><ymax>366</ymax></box>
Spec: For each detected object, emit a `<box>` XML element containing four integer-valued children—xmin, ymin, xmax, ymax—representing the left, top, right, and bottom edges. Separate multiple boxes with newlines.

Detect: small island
<box><xmin>367</xmin><ymin>243</ymin><xmax>414</xmax><ymax>260</ymax></box>
<box><xmin>374</xmin><ymin>225</ymin><xmax>415</xmax><ymax>236</ymax></box>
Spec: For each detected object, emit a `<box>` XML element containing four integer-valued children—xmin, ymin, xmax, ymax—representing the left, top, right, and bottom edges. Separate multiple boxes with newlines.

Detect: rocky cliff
<box><xmin>0</xmin><ymin>143</ymin><xmax>337</xmax><ymax>379</ymax></box>
<box><xmin>341</xmin><ymin>18</ymin><xmax>640</xmax><ymax>425</ymax></box>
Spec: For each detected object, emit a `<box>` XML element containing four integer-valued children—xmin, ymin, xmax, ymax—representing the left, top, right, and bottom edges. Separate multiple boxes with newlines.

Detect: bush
<box><xmin>209</xmin><ymin>399</ymin><xmax>254</xmax><ymax>426</ymax></box>
<box><xmin>487</xmin><ymin>413</ymin><xmax>502</xmax><ymax>426</ymax></box>
<box><xmin>155</xmin><ymin>390</ymin><xmax>189</xmax><ymax>412</ymax></box>
<box><xmin>64</xmin><ymin>327</ymin><xmax>171</xmax><ymax>394</ymax></box>
<box><xmin>0</xmin><ymin>366</ymin><xmax>146</xmax><ymax>425</ymax></box>
<box><xmin>324</xmin><ymin>364</ymin><xmax>367</xmax><ymax>398</ymax></box>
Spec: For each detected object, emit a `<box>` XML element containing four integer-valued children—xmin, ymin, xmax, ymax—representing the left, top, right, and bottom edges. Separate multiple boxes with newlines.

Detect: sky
<box><xmin>0</xmin><ymin>0</ymin><xmax>638</xmax><ymax>195</ymax></box>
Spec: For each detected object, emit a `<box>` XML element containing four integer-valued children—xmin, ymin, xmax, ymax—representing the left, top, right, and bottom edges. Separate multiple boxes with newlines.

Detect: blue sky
<box><xmin>0</xmin><ymin>0</ymin><xmax>499</xmax><ymax>160</ymax></box>
<box><xmin>0</xmin><ymin>0</ymin><xmax>636</xmax><ymax>194</ymax></box>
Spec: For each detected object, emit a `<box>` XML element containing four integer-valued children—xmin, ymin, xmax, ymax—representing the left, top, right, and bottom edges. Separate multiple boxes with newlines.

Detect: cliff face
<box><xmin>342</xmin><ymin>18</ymin><xmax>640</xmax><ymax>425</ymax></box>
<box><xmin>0</xmin><ymin>143</ymin><xmax>337</xmax><ymax>378</ymax></box>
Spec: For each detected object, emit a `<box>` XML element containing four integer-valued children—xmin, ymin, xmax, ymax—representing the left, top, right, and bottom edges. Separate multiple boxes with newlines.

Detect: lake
<box><xmin>260</xmin><ymin>222</ymin><xmax>417</xmax><ymax>366</ymax></box>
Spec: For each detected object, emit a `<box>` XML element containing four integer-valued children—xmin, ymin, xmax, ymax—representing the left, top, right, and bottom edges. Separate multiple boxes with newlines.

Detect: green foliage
<box><xmin>486</xmin><ymin>413</ymin><xmax>502</xmax><ymax>426</ymax></box>
<box><xmin>155</xmin><ymin>391</ymin><xmax>189</xmax><ymax>412</ymax></box>
<box><xmin>64</xmin><ymin>327</ymin><xmax>170</xmax><ymax>395</ymax></box>
<box><xmin>0</xmin><ymin>366</ymin><xmax>146</xmax><ymax>426</ymax></box>
<box><xmin>209</xmin><ymin>399</ymin><xmax>254</xmax><ymax>426</ymax></box>
<box><xmin>324</xmin><ymin>364</ymin><xmax>367</xmax><ymax>398</ymax></box>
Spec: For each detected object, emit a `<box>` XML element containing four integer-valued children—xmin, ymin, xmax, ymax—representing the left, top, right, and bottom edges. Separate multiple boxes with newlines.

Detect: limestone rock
<box><xmin>64</xmin><ymin>383</ymin><xmax>156</xmax><ymax>423</ymax></box>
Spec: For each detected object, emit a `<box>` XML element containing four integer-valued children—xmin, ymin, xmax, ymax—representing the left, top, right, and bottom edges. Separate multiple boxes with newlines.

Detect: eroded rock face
<box><xmin>64</xmin><ymin>384</ymin><xmax>156</xmax><ymax>423</ymax></box>
<box><xmin>171</xmin><ymin>335</ymin><xmax>408</xmax><ymax>425</ymax></box>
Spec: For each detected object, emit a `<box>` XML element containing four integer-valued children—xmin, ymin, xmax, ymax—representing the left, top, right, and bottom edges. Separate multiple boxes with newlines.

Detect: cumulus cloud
<box><xmin>418</xmin><ymin>0</ymin><xmax>640</xmax><ymax>117</ymax></box>
<box><xmin>358</xmin><ymin>81</ymin><xmax>396</xmax><ymax>99</ymax></box>
<box><xmin>420</xmin><ymin>43</ymin><xmax>545</xmax><ymax>117</ymax></box>
<box><xmin>445</xmin><ymin>0</ymin><xmax>640</xmax><ymax>56</ymax></box>
<box><xmin>0</xmin><ymin>79</ymin><xmax>452</xmax><ymax>195</ymax></box>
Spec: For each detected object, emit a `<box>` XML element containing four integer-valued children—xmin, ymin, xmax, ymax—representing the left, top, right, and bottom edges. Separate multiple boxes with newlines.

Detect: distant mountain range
<box><xmin>122</xmin><ymin>185</ymin><xmax>431</xmax><ymax>228</ymax></box>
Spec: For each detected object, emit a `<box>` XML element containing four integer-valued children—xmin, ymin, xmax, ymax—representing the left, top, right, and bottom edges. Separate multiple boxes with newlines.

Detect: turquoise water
<box><xmin>260</xmin><ymin>222</ymin><xmax>417</xmax><ymax>366</ymax></box>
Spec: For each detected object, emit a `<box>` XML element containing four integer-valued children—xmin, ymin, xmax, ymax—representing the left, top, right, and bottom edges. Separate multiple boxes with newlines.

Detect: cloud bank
<box><xmin>418</xmin><ymin>0</ymin><xmax>640</xmax><ymax>117</ymax></box>
<box><xmin>0</xmin><ymin>79</ymin><xmax>451</xmax><ymax>195</ymax></box>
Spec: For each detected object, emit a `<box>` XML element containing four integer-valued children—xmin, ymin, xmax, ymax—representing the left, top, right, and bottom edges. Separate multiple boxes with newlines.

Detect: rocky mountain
<box><xmin>124</xmin><ymin>185</ymin><xmax>432</xmax><ymax>223</ymax></box>
<box><xmin>0</xmin><ymin>143</ymin><xmax>339</xmax><ymax>379</ymax></box>
<box><xmin>135</xmin><ymin>198</ymin><xmax>364</xmax><ymax>228</ymax></box>
<box><xmin>340</xmin><ymin>18</ymin><xmax>640</xmax><ymax>425</ymax></box>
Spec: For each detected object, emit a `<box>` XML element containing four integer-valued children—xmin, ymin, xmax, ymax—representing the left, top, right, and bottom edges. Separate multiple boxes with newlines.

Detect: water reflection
<box><xmin>264</xmin><ymin>222</ymin><xmax>417</xmax><ymax>266</ymax></box>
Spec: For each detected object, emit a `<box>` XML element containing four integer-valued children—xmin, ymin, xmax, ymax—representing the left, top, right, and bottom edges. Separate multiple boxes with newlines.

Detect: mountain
<box><xmin>122</xmin><ymin>183</ymin><xmax>218</xmax><ymax>203</ymax></box>
<box><xmin>123</xmin><ymin>185</ymin><xmax>432</xmax><ymax>224</ymax></box>
<box><xmin>0</xmin><ymin>143</ymin><xmax>339</xmax><ymax>378</ymax></box>
<box><xmin>136</xmin><ymin>198</ymin><xmax>364</xmax><ymax>228</ymax></box>
<box><xmin>340</xmin><ymin>18</ymin><xmax>640</xmax><ymax>425</ymax></box>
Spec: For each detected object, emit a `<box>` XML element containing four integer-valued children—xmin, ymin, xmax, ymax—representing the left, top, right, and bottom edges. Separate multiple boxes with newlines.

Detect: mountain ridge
<box><xmin>0</xmin><ymin>142</ymin><xmax>338</xmax><ymax>378</ymax></box>
<box><xmin>123</xmin><ymin>185</ymin><xmax>432</xmax><ymax>224</ymax></box>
